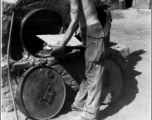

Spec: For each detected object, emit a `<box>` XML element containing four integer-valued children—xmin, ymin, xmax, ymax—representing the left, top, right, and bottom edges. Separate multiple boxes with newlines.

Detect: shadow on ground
<box><xmin>52</xmin><ymin>50</ymin><xmax>146</xmax><ymax>120</ymax></box>
<box><xmin>98</xmin><ymin>49</ymin><xmax>145</xmax><ymax>119</ymax></box>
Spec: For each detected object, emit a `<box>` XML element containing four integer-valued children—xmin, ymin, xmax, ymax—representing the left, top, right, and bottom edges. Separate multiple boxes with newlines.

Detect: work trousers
<box><xmin>73</xmin><ymin>23</ymin><xmax>106</xmax><ymax>120</ymax></box>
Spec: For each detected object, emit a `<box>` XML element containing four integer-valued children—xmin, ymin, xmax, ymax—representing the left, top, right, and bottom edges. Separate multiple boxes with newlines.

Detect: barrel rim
<box><xmin>20</xmin><ymin>8</ymin><xmax>63</xmax><ymax>58</ymax></box>
<box><xmin>15</xmin><ymin>65</ymin><xmax>66</xmax><ymax>120</ymax></box>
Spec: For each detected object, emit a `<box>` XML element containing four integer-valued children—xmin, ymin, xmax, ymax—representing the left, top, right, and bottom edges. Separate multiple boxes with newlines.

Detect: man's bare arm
<box><xmin>61</xmin><ymin>0</ymin><xmax>79</xmax><ymax>46</ymax></box>
<box><xmin>52</xmin><ymin>0</ymin><xmax>79</xmax><ymax>53</ymax></box>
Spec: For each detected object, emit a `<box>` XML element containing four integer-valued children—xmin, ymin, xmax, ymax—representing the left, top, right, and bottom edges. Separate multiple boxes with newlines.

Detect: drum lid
<box><xmin>101</xmin><ymin>58</ymin><xmax>124</xmax><ymax>104</ymax></box>
<box><xmin>15</xmin><ymin>66</ymin><xmax>66</xmax><ymax>119</ymax></box>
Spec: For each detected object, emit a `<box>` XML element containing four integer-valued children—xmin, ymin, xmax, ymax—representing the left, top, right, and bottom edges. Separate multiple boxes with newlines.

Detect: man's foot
<box><xmin>71</xmin><ymin>116</ymin><xmax>90</xmax><ymax>120</ymax></box>
<box><xmin>71</xmin><ymin>104</ymin><xmax>83</xmax><ymax>112</ymax></box>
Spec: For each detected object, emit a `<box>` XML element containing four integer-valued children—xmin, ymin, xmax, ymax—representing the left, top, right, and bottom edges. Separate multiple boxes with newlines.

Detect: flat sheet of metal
<box><xmin>36</xmin><ymin>34</ymin><xmax>83</xmax><ymax>47</ymax></box>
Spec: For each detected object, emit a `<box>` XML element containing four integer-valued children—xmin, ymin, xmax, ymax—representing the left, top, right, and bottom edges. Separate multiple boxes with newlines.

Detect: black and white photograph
<box><xmin>1</xmin><ymin>0</ymin><xmax>151</xmax><ymax>120</ymax></box>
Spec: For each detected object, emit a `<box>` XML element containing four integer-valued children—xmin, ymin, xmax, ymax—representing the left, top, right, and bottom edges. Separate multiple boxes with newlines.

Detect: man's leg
<box><xmin>73</xmin><ymin>31</ymin><xmax>88</xmax><ymax>111</ymax></box>
<box><xmin>72</xmin><ymin>79</ymin><xmax>88</xmax><ymax>110</ymax></box>
<box><xmin>81</xmin><ymin>26</ymin><xmax>105</xmax><ymax>120</ymax></box>
<box><xmin>72</xmin><ymin>23</ymin><xmax>105</xmax><ymax>120</ymax></box>
<box><xmin>82</xmin><ymin>59</ymin><xmax>104</xmax><ymax>120</ymax></box>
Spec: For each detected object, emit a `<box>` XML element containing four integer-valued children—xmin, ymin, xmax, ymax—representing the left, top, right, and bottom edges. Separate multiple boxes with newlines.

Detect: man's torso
<box><xmin>79</xmin><ymin>0</ymin><xmax>100</xmax><ymax>28</ymax></box>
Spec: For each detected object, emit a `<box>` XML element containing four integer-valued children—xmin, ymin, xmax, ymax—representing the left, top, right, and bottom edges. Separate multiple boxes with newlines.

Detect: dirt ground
<box><xmin>1</xmin><ymin>8</ymin><xmax>151</xmax><ymax>120</ymax></box>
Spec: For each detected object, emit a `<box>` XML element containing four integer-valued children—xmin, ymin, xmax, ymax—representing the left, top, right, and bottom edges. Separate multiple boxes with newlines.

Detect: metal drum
<box><xmin>101</xmin><ymin>58</ymin><xmax>124</xmax><ymax>105</ymax></box>
<box><xmin>20</xmin><ymin>8</ymin><xmax>63</xmax><ymax>58</ymax></box>
<box><xmin>15</xmin><ymin>66</ymin><xmax>66</xmax><ymax>120</ymax></box>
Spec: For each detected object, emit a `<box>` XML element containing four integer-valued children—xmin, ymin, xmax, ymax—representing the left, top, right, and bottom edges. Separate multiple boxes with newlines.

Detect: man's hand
<box><xmin>51</xmin><ymin>44</ymin><xmax>65</xmax><ymax>54</ymax></box>
<box><xmin>51</xmin><ymin>0</ymin><xmax>79</xmax><ymax>55</ymax></box>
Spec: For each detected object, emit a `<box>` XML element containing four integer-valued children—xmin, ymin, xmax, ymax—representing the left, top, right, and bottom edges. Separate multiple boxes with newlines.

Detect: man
<box><xmin>52</xmin><ymin>0</ymin><xmax>106</xmax><ymax>120</ymax></box>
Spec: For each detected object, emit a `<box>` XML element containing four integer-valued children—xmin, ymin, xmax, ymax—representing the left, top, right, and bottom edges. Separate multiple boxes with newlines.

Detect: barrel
<box><xmin>20</xmin><ymin>8</ymin><xmax>63</xmax><ymax>57</ymax></box>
